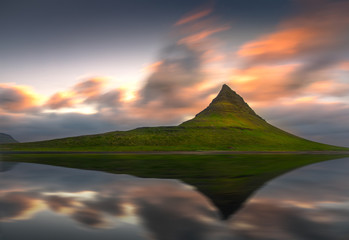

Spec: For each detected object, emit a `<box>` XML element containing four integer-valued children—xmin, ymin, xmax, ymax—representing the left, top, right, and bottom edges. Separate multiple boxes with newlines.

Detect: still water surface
<box><xmin>1</xmin><ymin>157</ymin><xmax>349</xmax><ymax>240</ymax></box>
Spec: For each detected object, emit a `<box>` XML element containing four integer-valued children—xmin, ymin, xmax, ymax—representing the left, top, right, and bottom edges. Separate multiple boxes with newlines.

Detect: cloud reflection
<box><xmin>0</xmin><ymin>162</ymin><xmax>232</xmax><ymax>239</ymax></box>
<box><xmin>230</xmin><ymin>157</ymin><xmax>349</xmax><ymax>240</ymax></box>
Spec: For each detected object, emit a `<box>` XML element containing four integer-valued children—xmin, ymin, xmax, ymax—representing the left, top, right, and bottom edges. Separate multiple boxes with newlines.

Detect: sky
<box><xmin>1</xmin><ymin>0</ymin><xmax>349</xmax><ymax>146</ymax></box>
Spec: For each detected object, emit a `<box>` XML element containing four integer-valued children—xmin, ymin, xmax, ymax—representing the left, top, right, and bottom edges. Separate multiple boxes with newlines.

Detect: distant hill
<box><xmin>5</xmin><ymin>84</ymin><xmax>347</xmax><ymax>151</ymax></box>
<box><xmin>0</xmin><ymin>133</ymin><xmax>18</xmax><ymax>144</ymax></box>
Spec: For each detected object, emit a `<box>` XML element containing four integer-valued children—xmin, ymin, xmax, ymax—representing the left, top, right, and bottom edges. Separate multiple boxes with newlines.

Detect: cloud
<box><xmin>135</xmin><ymin>6</ymin><xmax>230</xmax><ymax>122</ymax></box>
<box><xmin>83</xmin><ymin>196</ymin><xmax>125</xmax><ymax>216</ymax></box>
<box><xmin>0</xmin><ymin>112</ymin><xmax>119</xmax><ymax>142</ymax></box>
<box><xmin>175</xmin><ymin>7</ymin><xmax>212</xmax><ymax>26</ymax></box>
<box><xmin>45</xmin><ymin>77</ymin><xmax>114</xmax><ymax>111</ymax></box>
<box><xmin>178</xmin><ymin>26</ymin><xmax>230</xmax><ymax>45</ymax></box>
<box><xmin>231</xmin><ymin>199</ymin><xmax>336</xmax><ymax>240</ymax></box>
<box><xmin>1</xmin><ymin>1</ymin><xmax>349</xmax><ymax>148</ymax></box>
<box><xmin>138</xmin><ymin>44</ymin><xmax>204</xmax><ymax>108</ymax></box>
<box><xmin>338</xmin><ymin>61</ymin><xmax>349</xmax><ymax>71</ymax></box>
<box><xmin>86</xmin><ymin>89</ymin><xmax>123</xmax><ymax>112</ymax></box>
<box><xmin>231</xmin><ymin>157</ymin><xmax>349</xmax><ymax>239</ymax></box>
<box><xmin>46</xmin><ymin>92</ymin><xmax>76</xmax><ymax>109</ymax></box>
<box><xmin>234</xmin><ymin>0</ymin><xmax>349</xmax><ymax>92</ymax></box>
<box><xmin>0</xmin><ymin>84</ymin><xmax>41</xmax><ymax>112</ymax></box>
<box><xmin>73</xmin><ymin>77</ymin><xmax>106</xmax><ymax>98</ymax></box>
<box><xmin>256</xmin><ymin>100</ymin><xmax>349</xmax><ymax>147</ymax></box>
<box><xmin>0</xmin><ymin>192</ymin><xmax>42</xmax><ymax>221</ymax></box>
<box><xmin>238</xmin><ymin>1</ymin><xmax>349</xmax><ymax>64</ymax></box>
<box><xmin>229</xmin><ymin>64</ymin><xmax>299</xmax><ymax>102</ymax></box>
<box><xmin>2</xmin><ymin>163</ymin><xmax>233</xmax><ymax>236</ymax></box>
<box><xmin>45</xmin><ymin>195</ymin><xmax>75</xmax><ymax>212</ymax></box>
<box><xmin>71</xmin><ymin>208</ymin><xmax>106</xmax><ymax>227</ymax></box>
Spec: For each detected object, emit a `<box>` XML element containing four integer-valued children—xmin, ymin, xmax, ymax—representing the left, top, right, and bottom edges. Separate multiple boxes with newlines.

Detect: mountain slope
<box><xmin>0</xmin><ymin>133</ymin><xmax>18</xmax><ymax>144</ymax></box>
<box><xmin>181</xmin><ymin>84</ymin><xmax>267</xmax><ymax>128</ymax></box>
<box><xmin>5</xmin><ymin>84</ymin><xmax>346</xmax><ymax>151</ymax></box>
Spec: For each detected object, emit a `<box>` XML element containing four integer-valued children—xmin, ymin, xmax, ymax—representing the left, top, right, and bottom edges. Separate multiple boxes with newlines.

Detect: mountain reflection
<box><xmin>230</xmin><ymin>157</ymin><xmax>349</xmax><ymax>240</ymax></box>
<box><xmin>1</xmin><ymin>158</ymin><xmax>349</xmax><ymax>240</ymax></box>
<box><xmin>0</xmin><ymin>162</ymin><xmax>233</xmax><ymax>239</ymax></box>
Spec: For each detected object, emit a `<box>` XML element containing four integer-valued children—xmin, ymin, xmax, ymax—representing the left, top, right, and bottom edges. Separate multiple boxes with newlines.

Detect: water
<box><xmin>1</xmin><ymin>158</ymin><xmax>349</xmax><ymax>240</ymax></box>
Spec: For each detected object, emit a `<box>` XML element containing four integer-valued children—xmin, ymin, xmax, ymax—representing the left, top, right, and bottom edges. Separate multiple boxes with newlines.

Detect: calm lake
<box><xmin>1</xmin><ymin>157</ymin><xmax>349</xmax><ymax>240</ymax></box>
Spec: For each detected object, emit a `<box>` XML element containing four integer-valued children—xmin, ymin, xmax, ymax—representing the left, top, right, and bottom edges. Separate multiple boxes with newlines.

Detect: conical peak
<box><xmin>213</xmin><ymin>84</ymin><xmax>244</xmax><ymax>105</ymax></box>
<box><xmin>180</xmin><ymin>84</ymin><xmax>266</xmax><ymax>127</ymax></box>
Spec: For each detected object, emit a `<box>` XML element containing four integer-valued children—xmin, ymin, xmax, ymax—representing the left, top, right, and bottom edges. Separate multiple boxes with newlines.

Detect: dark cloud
<box><xmin>45</xmin><ymin>195</ymin><xmax>74</xmax><ymax>212</ymax></box>
<box><xmin>73</xmin><ymin>78</ymin><xmax>105</xmax><ymax>98</ymax></box>
<box><xmin>85</xmin><ymin>89</ymin><xmax>123</xmax><ymax>111</ymax></box>
<box><xmin>258</xmin><ymin>101</ymin><xmax>349</xmax><ymax>147</ymax></box>
<box><xmin>231</xmin><ymin>200</ymin><xmax>333</xmax><ymax>240</ymax></box>
<box><xmin>71</xmin><ymin>209</ymin><xmax>105</xmax><ymax>227</ymax></box>
<box><xmin>0</xmin><ymin>112</ymin><xmax>119</xmax><ymax>142</ymax></box>
<box><xmin>136</xmin><ymin>7</ymin><xmax>227</xmax><ymax>115</ymax></box>
<box><xmin>0</xmin><ymin>192</ymin><xmax>38</xmax><ymax>221</ymax></box>
<box><xmin>83</xmin><ymin>196</ymin><xmax>125</xmax><ymax>216</ymax></box>
<box><xmin>0</xmin><ymin>85</ymin><xmax>39</xmax><ymax>112</ymax></box>
<box><xmin>46</xmin><ymin>92</ymin><xmax>76</xmax><ymax>109</ymax></box>
<box><xmin>138</xmin><ymin>44</ymin><xmax>205</xmax><ymax>108</ymax></box>
<box><xmin>136</xmin><ymin>200</ymin><xmax>217</xmax><ymax>240</ymax></box>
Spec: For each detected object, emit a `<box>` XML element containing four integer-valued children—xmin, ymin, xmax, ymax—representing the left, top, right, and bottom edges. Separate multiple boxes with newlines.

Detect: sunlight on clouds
<box><xmin>238</xmin><ymin>28</ymin><xmax>316</xmax><ymax>58</ymax></box>
<box><xmin>229</xmin><ymin>64</ymin><xmax>299</xmax><ymax>101</ymax></box>
<box><xmin>338</xmin><ymin>61</ymin><xmax>349</xmax><ymax>71</ymax></box>
<box><xmin>0</xmin><ymin>83</ymin><xmax>45</xmax><ymax>112</ymax></box>
<box><xmin>141</xmin><ymin>61</ymin><xmax>163</xmax><ymax>74</ymax></box>
<box><xmin>178</xmin><ymin>26</ymin><xmax>230</xmax><ymax>45</ymax></box>
<box><xmin>43</xmin><ymin>191</ymin><xmax>98</xmax><ymax>200</ymax></box>
<box><xmin>122</xmin><ymin>90</ymin><xmax>136</xmax><ymax>102</ymax></box>
<box><xmin>43</xmin><ymin>105</ymin><xmax>98</xmax><ymax>115</ymax></box>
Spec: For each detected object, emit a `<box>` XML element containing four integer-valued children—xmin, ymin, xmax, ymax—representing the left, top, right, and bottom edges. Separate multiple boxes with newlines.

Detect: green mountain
<box><xmin>181</xmin><ymin>84</ymin><xmax>269</xmax><ymax>128</ymax></box>
<box><xmin>0</xmin><ymin>133</ymin><xmax>18</xmax><ymax>144</ymax></box>
<box><xmin>6</xmin><ymin>84</ymin><xmax>346</xmax><ymax>151</ymax></box>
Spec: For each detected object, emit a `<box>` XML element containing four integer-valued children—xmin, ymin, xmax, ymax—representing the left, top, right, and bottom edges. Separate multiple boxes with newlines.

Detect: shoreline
<box><xmin>2</xmin><ymin>150</ymin><xmax>349</xmax><ymax>155</ymax></box>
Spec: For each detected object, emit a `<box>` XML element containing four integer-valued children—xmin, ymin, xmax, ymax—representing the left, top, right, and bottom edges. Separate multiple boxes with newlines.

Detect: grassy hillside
<box><xmin>3</xmin><ymin>85</ymin><xmax>347</xmax><ymax>152</ymax></box>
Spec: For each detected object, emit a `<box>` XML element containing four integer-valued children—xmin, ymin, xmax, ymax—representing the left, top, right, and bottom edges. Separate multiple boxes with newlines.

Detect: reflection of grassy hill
<box><xmin>5</xmin><ymin>84</ymin><xmax>347</xmax><ymax>151</ymax></box>
<box><xmin>4</xmin><ymin>153</ymin><xmax>348</xmax><ymax>218</ymax></box>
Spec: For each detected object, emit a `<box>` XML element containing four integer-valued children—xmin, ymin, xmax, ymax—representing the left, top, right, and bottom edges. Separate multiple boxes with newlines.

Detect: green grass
<box><xmin>3</xmin><ymin>153</ymin><xmax>348</xmax><ymax>218</ymax></box>
<box><xmin>3</xmin><ymin>126</ymin><xmax>346</xmax><ymax>152</ymax></box>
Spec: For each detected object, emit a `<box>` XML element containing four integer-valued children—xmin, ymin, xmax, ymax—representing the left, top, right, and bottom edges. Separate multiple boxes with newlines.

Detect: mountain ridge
<box><xmin>0</xmin><ymin>133</ymin><xmax>18</xmax><ymax>144</ymax></box>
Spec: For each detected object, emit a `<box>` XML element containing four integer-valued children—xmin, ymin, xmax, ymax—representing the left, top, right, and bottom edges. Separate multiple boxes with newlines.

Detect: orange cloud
<box><xmin>46</xmin><ymin>92</ymin><xmax>76</xmax><ymax>109</ymax></box>
<box><xmin>229</xmin><ymin>64</ymin><xmax>299</xmax><ymax>102</ymax></box>
<box><xmin>73</xmin><ymin>77</ymin><xmax>107</xmax><ymax>98</ymax></box>
<box><xmin>0</xmin><ymin>84</ymin><xmax>41</xmax><ymax>112</ymax></box>
<box><xmin>232</xmin><ymin>0</ymin><xmax>349</xmax><ymax>105</ymax></box>
<box><xmin>178</xmin><ymin>26</ymin><xmax>230</xmax><ymax>45</ymax></box>
<box><xmin>142</xmin><ymin>61</ymin><xmax>163</xmax><ymax>74</ymax></box>
<box><xmin>338</xmin><ymin>61</ymin><xmax>349</xmax><ymax>71</ymax></box>
<box><xmin>175</xmin><ymin>8</ymin><xmax>212</xmax><ymax>26</ymax></box>
<box><xmin>237</xmin><ymin>1</ymin><xmax>349</xmax><ymax>63</ymax></box>
<box><xmin>304</xmin><ymin>80</ymin><xmax>349</xmax><ymax>97</ymax></box>
<box><xmin>238</xmin><ymin>28</ymin><xmax>317</xmax><ymax>59</ymax></box>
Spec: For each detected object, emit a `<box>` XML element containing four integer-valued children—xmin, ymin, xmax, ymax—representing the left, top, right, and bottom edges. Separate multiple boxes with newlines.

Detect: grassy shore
<box><xmin>3</xmin><ymin>153</ymin><xmax>348</xmax><ymax>218</ymax></box>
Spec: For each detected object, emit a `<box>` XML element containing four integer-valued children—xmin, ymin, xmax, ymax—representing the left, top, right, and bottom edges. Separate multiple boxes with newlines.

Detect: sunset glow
<box><xmin>1</xmin><ymin>0</ymin><xmax>349</xmax><ymax>146</ymax></box>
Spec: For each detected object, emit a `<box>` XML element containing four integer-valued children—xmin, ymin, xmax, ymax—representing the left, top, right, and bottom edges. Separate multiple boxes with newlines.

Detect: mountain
<box><xmin>181</xmin><ymin>84</ymin><xmax>268</xmax><ymax>128</ymax></box>
<box><xmin>0</xmin><ymin>133</ymin><xmax>18</xmax><ymax>144</ymax></box>
<box><xmin>6</xmin><ymin>84</ymin><xmax>346</xmax><ymax>151</ymax></box>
